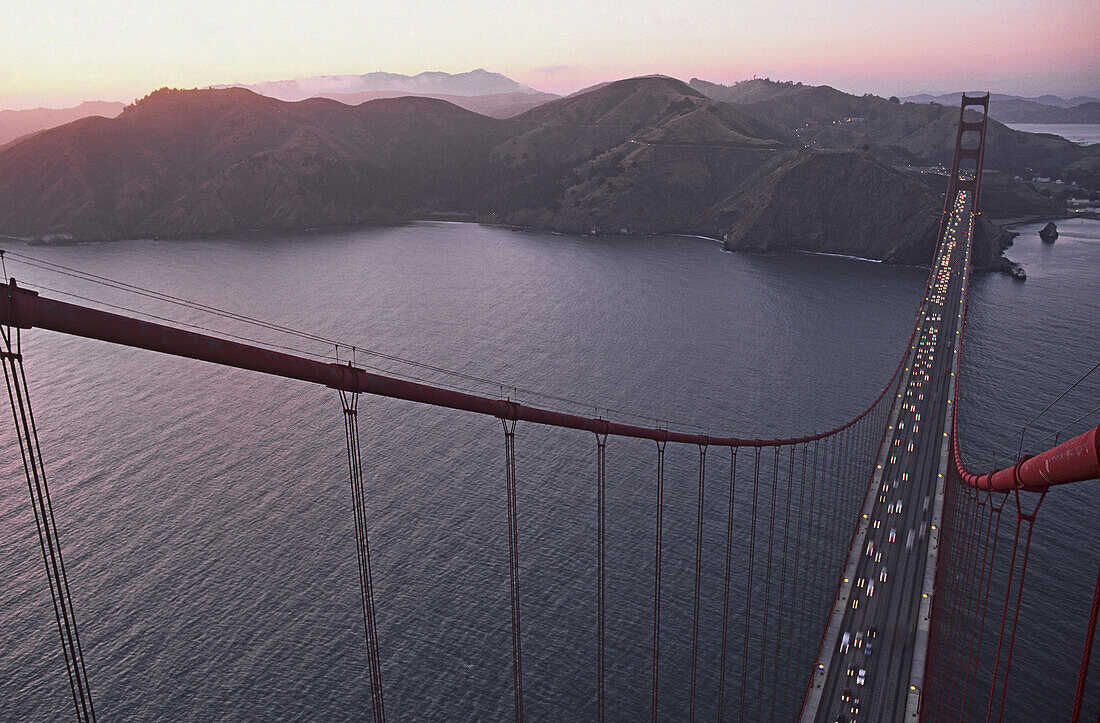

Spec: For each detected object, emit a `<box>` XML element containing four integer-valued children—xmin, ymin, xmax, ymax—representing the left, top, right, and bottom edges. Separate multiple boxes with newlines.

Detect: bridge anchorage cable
<box><xmin>338</xmin><ymin>388</ymin><xmax>386</xmax><ymax>722</ymax></box>
<box><xmin>499</xmin><ymin>417</ymin><xmax>524</xmax><ymax>723</ymax></box>
<box><xmin>0</xmin><ymin>314</ymin><xmax>96</xmax><ymax>723</ymax></box>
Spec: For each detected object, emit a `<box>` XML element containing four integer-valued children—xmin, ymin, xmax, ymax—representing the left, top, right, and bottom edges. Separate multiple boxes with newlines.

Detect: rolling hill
<box><xmin>690</xmin><ymin>78</ymin><xmax>1100</xmax><ymax>189</ymax></box>
<box><xmin>0</xmin><ymin>77</ymin><xmax>1029</xmax><ymax>272</ymax></box>
<box><xmin>0</xmin><ymin>101</ymin><xmax>125</xmax><ymax>148</ymax></box>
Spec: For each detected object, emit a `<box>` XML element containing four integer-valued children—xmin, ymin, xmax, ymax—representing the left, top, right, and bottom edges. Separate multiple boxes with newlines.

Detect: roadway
<box><xmin>811</xmin><ymin>187</ymin><xmax>974</xmax><ymax>722</ymax></box>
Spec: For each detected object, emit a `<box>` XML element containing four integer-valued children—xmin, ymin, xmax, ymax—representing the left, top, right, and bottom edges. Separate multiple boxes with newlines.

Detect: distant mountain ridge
<box><xmin>901</xmin><ymin>93</ymin><xmax>1100</xmax><ymax>108</ymax></box>
<box><xmin>688</xmin><ymin>77</ymin><xmax>1100</xmax><ymax>202</ymax></box>
<box><xmin>0</xmin><ymin>77</ymin><xmax>1023</xmax><ymax>273</ymax></box>
<box><xmin>0</xmin><ymin>100</ymin><xmax>125</xmax><ymax>147</ymax></box>
<box><xmin>284</xmin><ymin>89</ymin><xmax>560</xmax><ymax>119</ymax></box>
<box><xmin>899</xmin><ymin>92</ymin><xmax>1100</xmax><ymax>124</ymax></box>
<box><xmin>214</xmin><ymin>69</ymin><xmax>542</xmax><ymax>102</ymax></box>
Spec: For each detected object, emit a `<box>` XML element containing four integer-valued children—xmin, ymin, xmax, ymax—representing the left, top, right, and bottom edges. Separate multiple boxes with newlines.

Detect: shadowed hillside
<box><xmin>690</xmin><ymin>78</ymin><xmax>1100</xmax><ymax>188</ymax></box>
<box><xmin>0</xmin><ymin>78</ymin><xmax>1032</xmax><ymax>272</ymax></box>
<box><xmin>0</xmin><ymin>88</ymin><xmax>517</xmax><ymax>240</ymax></box>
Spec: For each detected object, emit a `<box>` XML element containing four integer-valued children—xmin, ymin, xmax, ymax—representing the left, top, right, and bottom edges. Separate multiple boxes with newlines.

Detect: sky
<box><xmin>2</xmin><ymin>0</ymin><xmax>1097</xmax><ymax>109</ymax></box>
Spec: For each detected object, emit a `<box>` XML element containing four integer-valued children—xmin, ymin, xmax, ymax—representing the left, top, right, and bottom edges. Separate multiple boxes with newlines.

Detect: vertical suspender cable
<box><xmin>688</xmin><ymin>442</ymin><xmax>707</xmax><ymax>721</ymax></box>
<box><xmin>956</xmin><ymin>487</ymin><xmax>984</xmax><ymax>716</ymax></box>
<box><xmin>501</xmin><ymin>418</ymin><xmax>524</xmax><ymax>723</ymax></box>
<box><xmin>951</xmin><ymin>486</ymin><xmax>978</xmax><ymax>717</ymax></box>
<box><xmin>340</xmin><ymin>390</ymin><xmax>386</xmax><ymax>722</ymax></box>
<box><xmin>827</xmin><ymin>434</ymin><xmax>841</xmax><ymax>586</ymax></box>
<box><xmin>759</xmin><ymin>446</ymin><xmax>779</xmax><ymax>712</ymax></box>
<box><xmin>934</xmin><ymin>476</ymin><xmax>965</xmax><ymax>721</ymax></box>
<box><xmin>942</xmin><ymin>484</ymin><xmax>975</xmax><ymax>717</ymax></box>
<box><xmin>1070</xmin><ymin>563</ymin><xmax>1100</xmax><ymax>723</ymax></box>
<box><xmin>960</xmin><ymin>491</ymin><xmax>989</xmax><ymax>715</ymax></box>
<box><xmin>740</xmin><ymin>447</ymin><xmax>761</xmax><ymax>723</ymax></box>
<box><xmin>806</xmin><ymin>439</ymin><xmax>822</xmax><ymax>664</ymax></box>
<box><xmin>771</xmin><ymin>443</ymin><xmax>795</xmax><ymax>720</ymax></box>
<box><xmin>995</xmin><ymin>490</ymin><xmax>1046</xmax><ymax>721</ymax></box>
<box><xmin>1</xmin><ymin>322</ymin><xmax>95</xmax><ymax>723</ymax></box>
<box><xmin>595</xmin><ymin>431</ymin><xmax>607</xmax><ymax>723</ymax></box>
<box><xmin>650</xmin><ymin>438</ymin><xmax>667</xmax><ymax>723</ymax></box>
<box><xmin>717</xmin><ymin>447</ymin><xmax>738</xmax><ymax>722</ymax></box>
<box><xmin>845</xmin><ymin>427</ymin><xmax>855</xmax><ymax>537</ymax></box>
<box><xmin>793</xmin><ymin>443</ymin><xmax>810</xmax><ymax>684</ymax></box>
<box><xmin>963</xmin><ymin>493</ymin><xmax>1004</xmax><ymax>720</ymax></box>
<box><xmin>985</xmin><ymin>489</ymin><xmax>1028</xmax><ymax>722</ymax></box>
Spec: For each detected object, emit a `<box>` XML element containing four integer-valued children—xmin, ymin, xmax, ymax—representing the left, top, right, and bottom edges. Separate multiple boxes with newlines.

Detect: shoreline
<box><xmin>4</xmin><ymin>215</ymin><xmax>1032</xmax><ymax>277</ymax></box>
<box><xmin>992</xmin><ymin>211</ymin><xmax>1100</xmax><ymax>230</ymax></box>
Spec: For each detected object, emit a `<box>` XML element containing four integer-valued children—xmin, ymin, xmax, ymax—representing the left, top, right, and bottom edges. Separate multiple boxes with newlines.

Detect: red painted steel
<box><xmin>953</xmin><ymin>426</ymin><xmax>1100</xmax><ymax>492</ymax></box>
<box><xmin>0</xmin><ymin>280</ymin><xmax>900</xmax><ymax>449</ymax></box>
<box><xmin>939</xmin><ymin>92</ymin><xmax>1099</xmax><ymax>493</ymax></box>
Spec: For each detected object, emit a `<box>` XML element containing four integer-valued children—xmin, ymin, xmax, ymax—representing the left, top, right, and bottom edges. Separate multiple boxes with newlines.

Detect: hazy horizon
<box><xmin>2</xmin><ymin>69</ymin><xmax>1098</xmax><ymax>113</ymax></box>
<box><xmin>3</xmin><ymin>0</ymin><xmax>1097</xmax><ymax>110</ymax></box>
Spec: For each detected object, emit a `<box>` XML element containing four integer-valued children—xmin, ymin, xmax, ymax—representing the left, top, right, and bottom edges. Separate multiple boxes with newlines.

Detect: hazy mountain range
<box><xmin>212</xmin><ymin>68</ymin><xmax>542</xmax><ymax>101</ymax></box>
<box><xmin>273</xmin><ymin>90</ymin><xmax>560</xmax><ymax>119</ymax></box>
<box><xmin>6</xmin><ymin>71</ymin><xmax>1099</xmax><ymax>152</ymax></box>
<box><xmin>899</xmin><ymin>92</ymin><xmax>1100</xmax><ymax>124</ymax></box>
<box><xmin>901</xmin><ymin>92</ymin><xmax>1100</xmax><ymax>108</ymax></box>
<box><xmin>0</xmin><ymin>71</ymin><xmax>557</xmax><ymax>147</ymax></box>
<box><xmin>0</xmin><ymin>100</ymin><xmax>125</xmax><ymax>147</ymax></box>
<box><xmin>2</xmin><ymin>74</ymin><xmax>1097</xmax><ymax>276</ymax></box>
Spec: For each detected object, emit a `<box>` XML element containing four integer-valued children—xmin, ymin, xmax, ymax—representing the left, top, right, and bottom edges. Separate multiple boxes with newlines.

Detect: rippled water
<box><xmin>0</xmin><ymin>219</ymin><xmax>1095</xmax><ymax>720</ymax></box>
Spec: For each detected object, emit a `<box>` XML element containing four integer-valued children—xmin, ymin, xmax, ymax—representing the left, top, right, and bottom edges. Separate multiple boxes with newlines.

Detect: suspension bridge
<box><xmin>0</xmin><ymin>95</ymin><xmax>1097</xmax><ymax>722</ymax></box>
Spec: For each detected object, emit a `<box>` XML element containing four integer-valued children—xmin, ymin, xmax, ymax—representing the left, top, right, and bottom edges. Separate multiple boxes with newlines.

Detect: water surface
<box><xmin>0</xmin><ymin>220</ymin><xmax>1095</xmax><ymax>720</ymax></box>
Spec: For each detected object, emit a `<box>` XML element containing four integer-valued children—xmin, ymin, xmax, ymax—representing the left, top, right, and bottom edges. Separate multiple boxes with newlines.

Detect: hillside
<box><xmin>0</xmin><ymin>88</ymin><xmax>517</xmax><ymax>240</ymax></box>
<box><xmin>304</xmin><ymin>89</ymin><xmax>559</xmax><ymax>118</ymax></box>
<box><xmin>0</xmin><ymin>100</ymin><xmax>125</xmax><ymax>147</ymax></box>
<box><xmin>486</xmin><ymin>77</ymin><xmax>798</xmax><ymax>233</ymax></box>
<box><xmin>696</xmin><ymin>150</ymin><xmax>1013</xmax><ymax>271</ymax></box>
<box><xmin>902</xmin><ymin>93</ymin><xmax>1100</xmax><ymax>108</ymax></box>
<box><xmin>984</xmin><ymin>100</ymin><xmax>1100</xmax><ymax>124</ymax></box>
<box><xmin>691</xmin><ymin>78</ymin><xmax>1100</xmax><ymax>188</ymax></box>
<box><xmin>0</xmin><ymin>77</ymin><xmax>1038</xmax><ymax>273</ymax></box>
<box><xmin>900</xmin><ymin>92</ymin><xmax>1100</xmax><ymax>123</ymax></box>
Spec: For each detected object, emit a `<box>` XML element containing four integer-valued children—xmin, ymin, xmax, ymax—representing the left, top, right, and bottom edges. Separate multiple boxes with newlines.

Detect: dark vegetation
<box><xmin>2</xmin><ymin>77</ymin><xmax>1095</xmax><ymax>273</ymax></box>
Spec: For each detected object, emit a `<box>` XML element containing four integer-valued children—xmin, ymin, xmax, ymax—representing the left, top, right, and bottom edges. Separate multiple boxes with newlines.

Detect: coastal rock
<box><xmin>1039</xmin><ymin>221</ymin><xmax>1058</xmax><ymax>243</ymax></box>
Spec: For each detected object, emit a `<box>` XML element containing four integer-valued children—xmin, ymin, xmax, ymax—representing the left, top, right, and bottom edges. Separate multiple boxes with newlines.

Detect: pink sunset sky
<box><xmin>2</xmin><ymin>0</ymin><xmax>1097</xmax><ymax>109</ymax></box>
